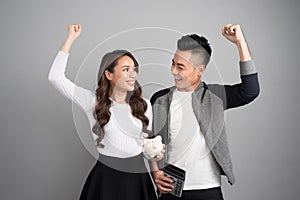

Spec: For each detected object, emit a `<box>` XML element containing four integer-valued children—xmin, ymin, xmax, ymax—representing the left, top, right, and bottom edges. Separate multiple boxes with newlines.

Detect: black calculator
<box><xmin>163</xmin><ymin>163</ymin><xmax>186</xmax><ymax>198</ymax></box>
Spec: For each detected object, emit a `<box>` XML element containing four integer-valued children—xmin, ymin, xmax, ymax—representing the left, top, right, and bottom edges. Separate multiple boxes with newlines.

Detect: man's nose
<box><xmin>171</xmin><ymin>66</ymin><xmax>178</xmax><ymax>75</ymax></box>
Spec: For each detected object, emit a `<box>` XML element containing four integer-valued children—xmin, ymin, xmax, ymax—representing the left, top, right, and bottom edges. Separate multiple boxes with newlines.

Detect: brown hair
<box><xmin>92</xmin><ymin>50</ymin><xmax>149</xmax><ymax>148</ymax></box>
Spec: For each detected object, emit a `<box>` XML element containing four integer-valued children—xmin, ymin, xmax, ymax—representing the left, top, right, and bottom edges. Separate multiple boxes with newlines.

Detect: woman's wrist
<box><xmin>60</xmin><ymin>38</ymin><xmax>75</xmax><ymax>53</ymax></box>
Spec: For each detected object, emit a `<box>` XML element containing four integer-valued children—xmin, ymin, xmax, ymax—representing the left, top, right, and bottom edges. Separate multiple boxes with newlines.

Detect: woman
<box><xmin>49</xmin><ymin>24</ymin><xmax>157</xmax><ymax>200</ymax></box>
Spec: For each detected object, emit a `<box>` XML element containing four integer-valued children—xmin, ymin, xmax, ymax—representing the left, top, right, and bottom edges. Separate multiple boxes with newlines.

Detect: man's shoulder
<box><xmin>150</xmin><ymin>88</ymin><xmax>171</xmax><ymax>105</ymax></box>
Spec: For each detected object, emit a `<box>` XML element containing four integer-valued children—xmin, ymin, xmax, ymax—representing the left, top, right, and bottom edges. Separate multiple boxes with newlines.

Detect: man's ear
<box><xmin>196</xmin><ymin>64</ymin><xmax>205</xmax><ymax>76</ymax></box>
<box><xmin>199</xmin><ymin>64</ymin><xmax>205</xmax><ymax>73</ymax></box>
<box><xmin>104</xmin><ymin>70</ymin><xmax>113</xmax><ymax>80</ymax></box>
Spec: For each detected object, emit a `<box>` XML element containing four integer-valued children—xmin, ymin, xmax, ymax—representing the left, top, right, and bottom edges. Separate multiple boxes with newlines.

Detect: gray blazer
<box><xmin>151</xmin><ymin>60</ymin><xmax>260</xmax><ymax>185</ymax></box>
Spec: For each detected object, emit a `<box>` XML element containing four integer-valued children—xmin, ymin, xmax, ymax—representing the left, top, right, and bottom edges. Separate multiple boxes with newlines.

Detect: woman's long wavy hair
<box><xmin>92</xmin><ymin>50</ymin><xmax>150</xmax><ymax>148</ymax></box>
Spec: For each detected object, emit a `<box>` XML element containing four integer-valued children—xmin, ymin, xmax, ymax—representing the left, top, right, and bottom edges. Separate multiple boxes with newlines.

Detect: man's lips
<box><xmin>174</xmin><ymin>77</ymin><xmax>183</xmax><ymax>83</ymax></box>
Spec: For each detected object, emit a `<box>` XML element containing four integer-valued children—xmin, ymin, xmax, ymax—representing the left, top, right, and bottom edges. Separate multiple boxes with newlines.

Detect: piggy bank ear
<box><xmin>143</xmin><ymin>139</ymin><xmax>149</xmax><ymax>145</ymax></box>
<box><xmin>156</xmin><ymin>135</ymin><xmax>162</xmax><ymax>141</ymax></box>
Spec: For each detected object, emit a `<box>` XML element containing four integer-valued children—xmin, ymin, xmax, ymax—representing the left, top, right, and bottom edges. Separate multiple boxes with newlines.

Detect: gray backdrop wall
<box><xmin>1</xmin><ymin>0</ymin><xmax>299</xmax><ymax>199</ymax></box>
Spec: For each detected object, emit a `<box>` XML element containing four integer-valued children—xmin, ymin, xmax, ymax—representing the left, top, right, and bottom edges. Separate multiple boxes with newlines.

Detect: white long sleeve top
<box><xmin>48</xmin><ymin>51</ymin><xmax>152</xmax><ymax>158</ymax></box>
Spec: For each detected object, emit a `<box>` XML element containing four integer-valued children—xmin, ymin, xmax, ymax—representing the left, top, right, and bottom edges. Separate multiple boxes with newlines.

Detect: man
<box><xmin>150</xmin><ymin>24</ymin><xmax>260</xmax><ymax>200</ymax></box>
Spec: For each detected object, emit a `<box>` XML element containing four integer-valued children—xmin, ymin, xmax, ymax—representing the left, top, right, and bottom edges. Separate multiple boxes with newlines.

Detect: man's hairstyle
<box><xmin>177</xmin><ymin>34</ymin><xmax>212</xmax><ymax>67</ymax></box>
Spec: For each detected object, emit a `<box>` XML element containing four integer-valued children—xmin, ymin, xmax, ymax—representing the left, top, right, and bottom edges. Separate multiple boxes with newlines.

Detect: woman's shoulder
<box><xmin>142</xmin><ymin>97</ymin><xmax>151</xmax><ymax>105</ymax></box>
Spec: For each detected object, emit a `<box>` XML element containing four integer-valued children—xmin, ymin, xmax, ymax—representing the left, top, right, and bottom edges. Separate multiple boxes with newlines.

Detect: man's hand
<box><xmin>152</xmin><ymin>170</ymin><xmax>174</xmax><ymax>194</ymax></box>
<box><xmin>222</xmin><ymin>24</ymin><xmax>245</xmax><ymax>44</ymax></box>
<box><xmin>221</xmin><ymin>24</ymin><xmax>252</xmax><ymax>61</ymax></box>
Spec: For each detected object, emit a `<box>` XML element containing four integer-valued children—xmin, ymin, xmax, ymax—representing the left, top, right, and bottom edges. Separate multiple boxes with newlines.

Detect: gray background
<box><xmin>1</xmin><ymin>0</ymin><xmax>299</xmax><ymax>199</ymax></box>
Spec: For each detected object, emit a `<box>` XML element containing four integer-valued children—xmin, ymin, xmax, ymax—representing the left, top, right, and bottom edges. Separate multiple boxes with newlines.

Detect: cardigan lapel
<box><xmin>192</xmin><ymin>83</ymin><xmax>225</xmax><ymax>150</ymax></box>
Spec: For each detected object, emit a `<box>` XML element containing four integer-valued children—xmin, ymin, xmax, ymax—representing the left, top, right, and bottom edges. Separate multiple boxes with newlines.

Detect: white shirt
<box><xmin>169</xmin><ymin>89</ymin><xmax>221</xmax><ymax>190</ymax></box>
<box><xmin>48</xmin><ymin>51</ymin><xmax>152</xmax><ymax>158</ymax></box>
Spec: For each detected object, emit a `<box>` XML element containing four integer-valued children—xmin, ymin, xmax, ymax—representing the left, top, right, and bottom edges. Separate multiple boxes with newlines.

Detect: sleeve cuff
<box><xmin>239</xmin><ymin>60</ymin><xmax>257</xmax><ymax>76</ymax></box>
<box><xmin>58</xmin><ymin>50</ymin><xmax>70</xmax><ymax>57</ymax></box>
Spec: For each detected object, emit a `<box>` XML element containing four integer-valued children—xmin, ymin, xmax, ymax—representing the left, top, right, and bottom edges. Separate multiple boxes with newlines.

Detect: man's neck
<box><xmin>177</xmin><ymin>80</ymin><xmax>201</xmax><ymax>92</ymax></box>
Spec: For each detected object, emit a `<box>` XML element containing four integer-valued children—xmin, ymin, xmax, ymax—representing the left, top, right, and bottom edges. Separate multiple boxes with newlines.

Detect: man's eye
<box><xmin>123</xmin><ymin>68</ymin><xmax>129</xmax><ymax>72</ymax></box>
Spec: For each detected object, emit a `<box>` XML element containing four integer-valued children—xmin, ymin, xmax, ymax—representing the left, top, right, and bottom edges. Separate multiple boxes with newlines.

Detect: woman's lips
<box><xmin>126</xmin><ymin>80</ymin><xmax>135</xmax><ymax>86</ymax></box>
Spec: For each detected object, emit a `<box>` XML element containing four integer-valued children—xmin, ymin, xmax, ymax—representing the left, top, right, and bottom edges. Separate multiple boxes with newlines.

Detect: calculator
<box><xmin>163</xmin><ymin>163</ymin><xmax>186</xmax><ymax>198</ymax></box>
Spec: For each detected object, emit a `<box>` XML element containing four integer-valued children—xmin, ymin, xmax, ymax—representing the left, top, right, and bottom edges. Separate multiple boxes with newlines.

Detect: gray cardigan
<box><xmin>150</xmin><ymin>60</ymin><xmax>260</xmax><ymax>185</ymax></box>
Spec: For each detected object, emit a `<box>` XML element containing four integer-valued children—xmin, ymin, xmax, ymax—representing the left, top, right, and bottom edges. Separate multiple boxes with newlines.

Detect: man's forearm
<box><xmin>236</xmin><ymin>40</ymin><xmax>252</xmax><ymax>62</ymax></box>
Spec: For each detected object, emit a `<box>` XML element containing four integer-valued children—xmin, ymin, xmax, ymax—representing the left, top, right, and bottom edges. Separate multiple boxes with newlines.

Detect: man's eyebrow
<box><xmin>172</xmin><ymin>59</ymin><xmax>185</xmax><ymax>67</ymax></box>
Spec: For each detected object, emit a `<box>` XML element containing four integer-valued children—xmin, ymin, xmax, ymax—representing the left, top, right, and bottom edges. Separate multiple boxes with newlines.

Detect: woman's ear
<box><xmin>104</xmin><ymin>70</ymin><xmax>112</xmax><ymax>80</ymax></box>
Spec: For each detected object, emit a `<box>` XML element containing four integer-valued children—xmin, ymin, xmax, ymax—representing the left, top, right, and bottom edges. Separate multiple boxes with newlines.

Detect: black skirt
<box><xmin>79</xmin><ymin>153</ymin><xmax>157</xmax><ymax>200</ymax></box>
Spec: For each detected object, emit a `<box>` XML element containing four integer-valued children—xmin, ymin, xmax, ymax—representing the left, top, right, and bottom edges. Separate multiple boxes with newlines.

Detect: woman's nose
<box><xmin>129</xmin><ymin>70</ymin><xmax>137</xmax><ymax>78</ymax></box>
